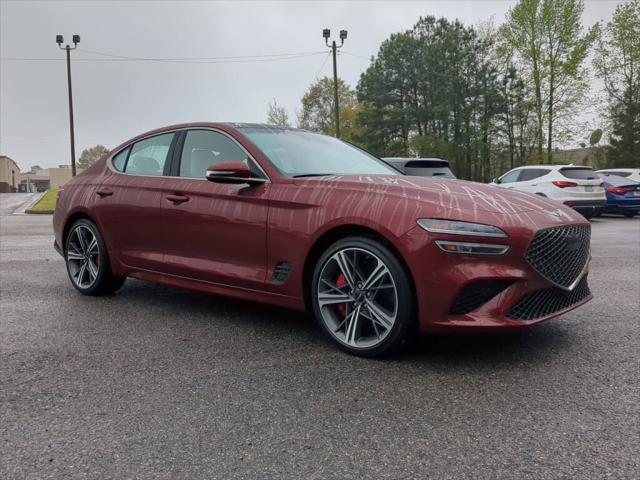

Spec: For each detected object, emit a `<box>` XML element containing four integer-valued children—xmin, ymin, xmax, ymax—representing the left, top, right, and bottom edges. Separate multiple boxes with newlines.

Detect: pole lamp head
<box><xmin>56</xmin><ymin>35</ymin><xmax>64</xmax><ymax>45</ymax></box>
<box><xmin>339</xmin><ymin>30</ymin><xmax>348</xmax><ymax>41</ymax></box>
<box><xmin>322</xmin><ymin>28</ymin><xmax>330</xmax><ymax>40</ymax></box>
<box><xmin>72</xmin><ymin>34</ymin><xmax>80</xmax><ymax>45</ymax></box>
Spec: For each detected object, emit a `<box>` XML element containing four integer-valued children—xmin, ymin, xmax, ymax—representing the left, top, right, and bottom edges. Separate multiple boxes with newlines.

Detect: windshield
<box><xmin>239</xmin><ymin>128</ymin><xmax>398</xmax><ymax>177</ymax></box>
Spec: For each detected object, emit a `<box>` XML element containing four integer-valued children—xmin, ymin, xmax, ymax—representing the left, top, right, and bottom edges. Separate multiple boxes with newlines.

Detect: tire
<box><xmin>623</xmin><ymin>211</ymin><xmax>637</xmax><ymax>218</ymax></box>
<box><xmin>64</xmin><ymin>218</ymin><xmax>125</xmax><ymax>295</ymax></box>
<box><xmin>310</xmin><ymin>236</ymin><xmax>415</xmax><ymax>358</ymax></box>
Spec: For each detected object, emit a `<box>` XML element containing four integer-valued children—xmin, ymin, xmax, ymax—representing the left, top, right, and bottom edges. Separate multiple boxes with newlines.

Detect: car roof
<box><xmin>382</xmin><ymin>157</ymin><xmax>450</xmax><ymax>166</ymax></box>
<box><xmin>596</xmin><ymin>168</ymin><xmax>639</xmax><ymax>173</ymax></box>
<box><xmin>514</xmin><ymin>164</ymin><xmax>592</xmax><ymax>169</ymax></box>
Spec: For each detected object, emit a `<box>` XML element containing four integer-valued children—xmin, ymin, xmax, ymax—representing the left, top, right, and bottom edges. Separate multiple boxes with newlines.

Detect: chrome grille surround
<box><xmin>525</xmin><ymin>224</ymin><xmax>591</xmax><ymax>291</ymax></box>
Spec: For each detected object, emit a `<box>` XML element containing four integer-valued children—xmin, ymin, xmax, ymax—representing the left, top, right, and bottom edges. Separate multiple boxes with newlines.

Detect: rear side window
<box><xmin>560</xmin><ymin>168</ymin><xmax>597</xmax><ymax>180</ymax></box>
<box><xmin>111</xmin><ymin>148</ymin><xmax>129</xmax><ymax>172</ymax></box>
<box><xmin>125</xmin><ymin>133</ymin><xmax>174</xmax><ymax>176</ymax></box>
<box><xmin>520</xmin><ymin>168</ymin><xmax>551</xmax><ymax>181</ymax></box>
<box><xmin>179</xmin><ymin>130</ymin><xmax>247</xmax><ymax>178</ymax></box>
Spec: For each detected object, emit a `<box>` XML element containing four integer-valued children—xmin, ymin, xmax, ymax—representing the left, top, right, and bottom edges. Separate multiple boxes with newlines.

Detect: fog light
<box><xmin>435</xmin><ymin>240</ymin><xmax>509</xmax><ymax>255</ymax></box>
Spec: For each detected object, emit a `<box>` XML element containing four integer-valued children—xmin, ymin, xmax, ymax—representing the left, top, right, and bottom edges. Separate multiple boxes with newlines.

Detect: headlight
<box><xmin>435</xmin><ymin>240</ymin><xmax>509</xmax><ymax>255</ymax></box>
<box><xmin>417</xmin><ymin>219</ymin><xmax>508</xmax><ymax>238</ymax></box>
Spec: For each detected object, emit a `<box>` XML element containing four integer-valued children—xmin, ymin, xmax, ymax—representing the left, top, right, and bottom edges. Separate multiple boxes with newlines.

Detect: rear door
<box><xmin>517</xmin><ymin>168</ymin><xmax>551</xmax><ymax>193</ymax></box>
<box><xmin>160</xmin><ymin>129</ymin><xmax>269</xmax><ymax>289</ymax></box>
<box><xmin>93</xmin><ymin>132</ymin><xmax>177</xmax><ymax>271</ymax></box>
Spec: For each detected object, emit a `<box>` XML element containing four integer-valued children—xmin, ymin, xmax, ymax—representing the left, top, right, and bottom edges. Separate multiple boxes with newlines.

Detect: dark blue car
<box><xmin>597</xmin><ymin>174</ymin><xmax>640</xmax><ymax>217</ymax></box>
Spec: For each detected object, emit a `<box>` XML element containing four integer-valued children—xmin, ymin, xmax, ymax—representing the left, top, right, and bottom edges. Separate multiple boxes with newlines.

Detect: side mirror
<box><xmin>205</xmin><ymin>161</ymin><xmax>265</xmax><ymax>186</ymax></box>
<box><xmin>492</xmin><ymin>178</ymin><xmax>500</xmax><ymax>184</ymax></box>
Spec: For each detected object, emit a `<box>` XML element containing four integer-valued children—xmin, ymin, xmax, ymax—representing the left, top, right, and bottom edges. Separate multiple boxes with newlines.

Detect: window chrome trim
<box><xmin>106</xmin><ymin>127</ymin><xmax>271</xmax><ymax>183</ymax></box>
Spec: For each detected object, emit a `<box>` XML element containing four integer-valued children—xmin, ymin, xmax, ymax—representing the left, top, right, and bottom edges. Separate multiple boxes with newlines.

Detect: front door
<box><xmin>160</xmin><ymin>129</ymin><xmax>269</xmax><ymax>290</ymax></box>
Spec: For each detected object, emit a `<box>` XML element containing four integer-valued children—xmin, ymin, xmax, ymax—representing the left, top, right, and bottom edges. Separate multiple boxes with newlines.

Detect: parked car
<box><xmin>382</xmin><ymin>157</ymin><xmax>456</xmax><ymax>178</ymax></box>
<box><xmin>596</xmin><ymin>168</ymin><xmax>640</xmax><ymax>183</ymax></box>
<box><xmin>490</xmin><ymin>165</ymin><xmax>606</xmax><ymax>219</ymax></box>
<box><xmin>597</xmin><ymin>174</ymin><xmax>640</xmax><ymax>217</ymax></box>
<box><xmin>53</xmin><ymin>124</ymin><xmax>593</xmax><ymax>357</ymax></box>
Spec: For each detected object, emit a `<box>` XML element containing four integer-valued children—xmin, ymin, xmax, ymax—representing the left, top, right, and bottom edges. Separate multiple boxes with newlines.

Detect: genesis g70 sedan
<box><xmin>53</xmin><ymin>123</ymin><xmax>593</xmax><ymax>357</ymax></box>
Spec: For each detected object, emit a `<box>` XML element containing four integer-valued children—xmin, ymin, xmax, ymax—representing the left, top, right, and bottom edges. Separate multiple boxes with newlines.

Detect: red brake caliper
<box><xmin>336</xmin><ymin>273</ymin><xmax>347</xmax><ymax>318</ymax></box>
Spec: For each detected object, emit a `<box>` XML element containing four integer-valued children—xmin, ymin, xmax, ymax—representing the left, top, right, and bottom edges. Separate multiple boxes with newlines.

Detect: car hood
<box><xmin>294</xmin><ymin>174</ymin><xmax>561</xmax><ymax>215</ymax></box>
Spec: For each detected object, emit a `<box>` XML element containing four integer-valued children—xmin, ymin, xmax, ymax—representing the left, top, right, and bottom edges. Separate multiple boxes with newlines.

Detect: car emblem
<box><xmin>549</xmin><ymin>209</ymin><xmax>565</xmax><ymax>218</ymax></box>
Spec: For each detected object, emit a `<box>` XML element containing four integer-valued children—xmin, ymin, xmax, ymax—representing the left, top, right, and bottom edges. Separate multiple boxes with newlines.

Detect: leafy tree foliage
<box><xmin>356</xmin><ymin>17</ymin><xmax>508</xmax><ymax>180</ymax></box>
<box><xmin>502</xmin><ymin>0</ymin><xmax>597</xmax><ymax>162</ymax></box>
<box><xmin>594</xmin><ymin>0</ymin><xmax>640</xmax><ymax>167</ymax></box>
<box><xmin>298</xmin><ymin>77</ymin><xmax>358</xmax><ymax>138</ymax></box>
<box><xmin>266</xmin><ymin>98</ymin><xmax>290</xmax><ymax>127</ymax></box>
<box><xmin>78</xmin><ymin>145</ymin><xmax>110</xmax><ymax>169</ymax></box>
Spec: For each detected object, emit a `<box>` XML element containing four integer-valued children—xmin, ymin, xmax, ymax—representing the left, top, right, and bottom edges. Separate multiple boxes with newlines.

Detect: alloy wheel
<box><xmin>316</xmin><ymin>247</ymin><xmax>398</xmax><ymax>349</ymax></box>
<box><xmin>66</xmin><ymin>225</ymin><xmax>100</xmax><ymax>289</ymax></box>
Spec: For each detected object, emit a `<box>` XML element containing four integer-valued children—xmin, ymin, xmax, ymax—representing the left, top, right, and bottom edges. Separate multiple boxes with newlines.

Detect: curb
<box><xmin>11</xmin><ymin>192</ymin><xmax>46</xmax><ymax>215</ymax></box>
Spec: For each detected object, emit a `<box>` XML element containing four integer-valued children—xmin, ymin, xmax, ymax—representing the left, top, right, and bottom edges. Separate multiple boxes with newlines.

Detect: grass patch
<box><xmin>26</xmin><ymin>188</ymin><xmax>58</xmax><ymax>214</ymax></box>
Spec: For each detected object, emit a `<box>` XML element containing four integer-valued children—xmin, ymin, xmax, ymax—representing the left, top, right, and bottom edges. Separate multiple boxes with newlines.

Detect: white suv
<box><xmin>491</xmin><ymin>165</ymin><xmax>606</xmax><ymax>218</ymax></box>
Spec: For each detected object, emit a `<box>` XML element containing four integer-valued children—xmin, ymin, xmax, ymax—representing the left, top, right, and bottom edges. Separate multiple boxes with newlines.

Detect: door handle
<box><xmin>96</xmin><ymin>189</ymin><xmax>113</xmax><ymax>197</ymax></box>
<box><xmin>166</xmin><ymin>194</ymin><xmax>189</xmax><ymax>204</ymax></box>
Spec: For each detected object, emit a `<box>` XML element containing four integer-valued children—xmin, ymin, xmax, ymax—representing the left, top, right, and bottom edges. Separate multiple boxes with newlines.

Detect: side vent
<box><xmin>271</xmin><ymin>261</ymin><xmax>292</xmax><ymax>284</ymax></box>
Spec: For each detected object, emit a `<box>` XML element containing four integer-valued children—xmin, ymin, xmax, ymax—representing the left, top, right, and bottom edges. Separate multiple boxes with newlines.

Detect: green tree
<box><xmin>357</xmin><ymin>17</ymin><xmax>507</xmax><ymax>180</ymax></box>
<box><xmin>502</xmin><ymin>0</ymin><xmax>597</xmax><ymax>162</ymax></box>
<box><xmin>298</xmin><ymin>77</ymin><xmax>357</xmax><ymax>137</ymax></box>
<box><xmin>78</xmin><ymin>145</ymin><xmax>110</xmax><ymax>169</ymax></box>
<box><xmin>593</xmin><ymin>0</ymin><xmax>640</xmax><ymax>167</ymax></box>
<box><xmin>266</xmin><ymin>98</ymin><xmax>290</xmax><ymax>127</ymax></box>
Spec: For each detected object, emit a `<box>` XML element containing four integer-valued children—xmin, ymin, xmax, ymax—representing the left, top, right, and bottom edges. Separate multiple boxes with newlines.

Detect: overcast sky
<box><xmin>1</xmin><ymin>0</ymin><xmax>618</xmax><ymax>171</ymax></box>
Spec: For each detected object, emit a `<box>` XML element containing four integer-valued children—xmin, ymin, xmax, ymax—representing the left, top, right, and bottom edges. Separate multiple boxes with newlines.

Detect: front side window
<box><xmin>125</xmin><ymin>133</ymin><xmax>174</xmax><ymax>176</ymax></box>
<box><xmin>179</xmin><ymin>130</ymin><xmax>248</xmax><ymax>178</ymax></box>
<box><xmin>239</xmin><ymin>128</ymin><xmax>397</xmax><ymax>177</ymax></box>
<box><xmin>499</xmin><ymin>170</ymin><xmax>521</xmax><ymax>183</ymax></box>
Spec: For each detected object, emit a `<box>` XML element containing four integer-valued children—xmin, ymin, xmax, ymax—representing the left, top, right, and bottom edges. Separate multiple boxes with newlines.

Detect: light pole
<box><xmin>56</xmin><ymin>34</ymin><xmax>80</xmax><ymax>177</ymax></box>
<box><xmin>323</xmin><ymin>28</ymin><xmax>347</xmax><ymax>139</ymax></box>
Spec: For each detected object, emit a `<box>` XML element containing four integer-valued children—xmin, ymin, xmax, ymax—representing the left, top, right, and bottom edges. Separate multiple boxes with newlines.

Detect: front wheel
<box><xmin>310</xmin><ymin>236</ymin><xmax>416</xmax><ymax>357</ymax></box>
<box><xmin>65</xmin><ymin>219</ymin><xmax>125</xmax><ymax>295</ymax></box>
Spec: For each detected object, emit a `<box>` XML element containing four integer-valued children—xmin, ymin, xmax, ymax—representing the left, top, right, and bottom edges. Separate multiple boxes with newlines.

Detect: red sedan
<box><xmin>53</xmin><ymin>123</ymin><xmax>593</xmax><ymax>357</ymax></box>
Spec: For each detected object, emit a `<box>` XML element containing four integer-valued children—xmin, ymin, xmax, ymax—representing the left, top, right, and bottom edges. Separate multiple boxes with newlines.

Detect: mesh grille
<box><xmin>525</xmin><ymin>224</ymin><xmax>591</xmax><ymax>289</ymax></box>
<box><xmin>507</xmin><ymin>276</ymin><xmax>591</xmax><ymax>321</ymax></box>
<box><xmin>449</xmin><ymin>281</ymin><xmax>513</xmax><ymax>315</ymax></box>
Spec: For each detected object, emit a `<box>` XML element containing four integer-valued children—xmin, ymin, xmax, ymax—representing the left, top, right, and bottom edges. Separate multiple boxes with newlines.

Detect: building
<box><xmin>20</xmin><ymin>165</ymin><xmax>84</xmax><ymax>192</ymax></box>
<box><xmin>0</xmin><ymin>155</ymin><xmax>20</xmax><ymax>193</ymax></box>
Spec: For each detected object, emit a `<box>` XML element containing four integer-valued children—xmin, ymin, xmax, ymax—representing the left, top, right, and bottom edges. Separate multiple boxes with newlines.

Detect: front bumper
<box><xmin>401</xmin><ymin>213</ymin><xmax>593</xmax><ymax>333</ymax></box>
<box><xmin>54</xmin><ymin>240</ymin><xmax>63</xmax><ymax>257</ymax></box>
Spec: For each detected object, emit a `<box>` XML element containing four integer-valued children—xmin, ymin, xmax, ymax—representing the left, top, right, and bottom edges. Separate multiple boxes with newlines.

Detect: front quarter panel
<box><xmin>265</xmin><ymin>179</ymin><xmax>425</xmax><ymax>299</ymax></box>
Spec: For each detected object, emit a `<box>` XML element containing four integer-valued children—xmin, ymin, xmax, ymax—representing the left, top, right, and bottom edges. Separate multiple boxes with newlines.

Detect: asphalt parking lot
<box><xmin>1</xmin><ymin>194</ymin><xmax>638</xmax><ymax>479</ymax></box>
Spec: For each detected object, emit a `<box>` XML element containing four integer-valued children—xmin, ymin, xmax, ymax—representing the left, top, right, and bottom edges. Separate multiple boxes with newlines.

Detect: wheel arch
<box><xmin>62</xmin><ymin>211</ymin><xmax>96</xmax><ymax>250</ymax></box>
<box><xmin>301</xmin><ymin>224</ymin><xmax>417</xmax><ymax>313</ymax></box>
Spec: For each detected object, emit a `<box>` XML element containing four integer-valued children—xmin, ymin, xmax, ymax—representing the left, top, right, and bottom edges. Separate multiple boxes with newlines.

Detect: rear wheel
<box><xmin>65</xmin><ymin>219</ymin><xmax>125</xmax><ymax>295</ymax></box>
<box><xmin>310</xmin><ymin>236</ymin><xmax>415</xmax><ymax>357</ymax></box>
